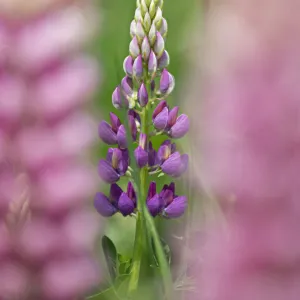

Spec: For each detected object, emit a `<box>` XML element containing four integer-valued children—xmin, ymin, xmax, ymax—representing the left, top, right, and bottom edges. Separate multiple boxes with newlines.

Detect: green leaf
<box><xmin>102</xmin><ymin>235</ymin><xmax>118</xmax><ymax>281</ymax></box>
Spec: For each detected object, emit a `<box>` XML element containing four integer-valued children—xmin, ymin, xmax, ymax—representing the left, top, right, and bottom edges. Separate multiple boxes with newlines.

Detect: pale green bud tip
<box><xmin>136</xmin><ymin>21</ymin><xmax>145</xmax><ymax>42</ymax></box>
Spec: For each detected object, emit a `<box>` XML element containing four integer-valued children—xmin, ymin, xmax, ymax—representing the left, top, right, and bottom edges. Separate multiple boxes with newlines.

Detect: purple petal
<box><xmin>147</xmin><ymin>194</ymin><xmax>164</xmax><ymax>217</ymax></box>
<box><xmin>158</xmin><ymin>50</ymin><xmax>170</xmax><ymax>69</ymax></box>
<box><xmin>159</xmin><ymin>69</ymin><xmax>170</xmax><ymax>94</ymax></box>
<box><xmin>148</xmin><ymin>50</ymin><xmax>157</xmax><ymax>76</ymax></box>
<box><xmin>109</xmin><ymin>112</ymin><xmax>121</xmax><ymax>133</ymax></box>
<box><xmin>98</xmin><ymin>121</ymin><xmax>117</xmax><ymax>145</ymax></box>
<box><xmin>117</xmin><ymin>125</ymin><xmax>127</xmax><ymax>149</ymax></box>
<box><xmin>169</xmin><ymin>114</ymin><xmax>189</xmax><ymax>139</ymax></box>
<box><xmin>139</xmin><ymin>133</ymin><xmax>147</xmax><ymax>149</ymax></box>
<box><xmin>129</xmin><ymin>36</ymin><xmax>140</xmax><ymax>58</ymax></box>
<box><xmin>138</xmin><ymin>83</ymin><xmax>148</xmax><ymax>107</ymax></box>
<box><xmin>167</xmin><ymin>107</ymin><xmax>179</xmax><ymax>128</ymax></box>
<box><xmin>128</xmin><ymin>115</ymin><xmax>137</xmax><ymax>141</ymax></box>
<box><xmin>118</xmin><ymin>192</ymin><xmax>135</xmax><ymax>216</ymax></box>
<box><xmin>141</xmin><ymin>36</ymin><xmax>150</xmax><ymax>61</ymax></box>
<box><xmin>111</xmin><ymin>148</ymin><xmax>123</xmax><ymax>169</ymax></box>
<box><xmin>147</xmin><ymin>182</ymin><xmax>157</xmax><ymax>200</ymax></box>
<box><xmin>117</xmin><ymin>151</ymin><xmax>129</xmax><ymax>175</ymax></box>
<box><xmin>161</xmin><ymin>151</ymin><xmax>182</xmax><ymax>176</ymax></box>
<box><xmin>157</xmin><ymin>144</ymin><xmax>171</xmax><ymax>164</ymax></box>
<box><xmin>164</xmin><ymin>196</ymin><xmax>187</xmax><ymax>218</ymax></box>
<box><xmin>154</xmin><ymin>32</ymin><xmax>165</xmax><ymax>59</ymax></box>
<box><xmin>161</xmin><ymin>140</ymin><xmax>172</xmax><ymax>147</ymax></box>
<box><xmin>94</xmin><ymin>192</ymin><xmax>117</xmax><ymax>217</ymax></box>
<box><xmin>153</xmin><ymin>100</ymin><xmax>167</xmax><ymax>120</ymax></box>
<box><xmin>133</xmin><ymin>55</ymin><xmax>143</xmax><ymax>80</ymax></box>
<box><xmin>98</xmin><ymin>160</ymin><xmax>120</xmax><ymax>183</ymax></box>
<box><xmin>134</xmin><ymin>146</ymin><xmax>148</xmax><ymax>168</ymax></box>
<box><xmin>112</xmin><ymin>86</ymin><xmax>128</xmax><ymax>109</ymax></box>
<box><xmin>121</xmin><ymin>76</ymin><xmax>133</xmax><ymax>98</ymax></box>
<box><xmin>148</xmin><ymin>142</ymin><xmax>157</xmax><ymax>167</ymax></box>
<box><xmin>153</xmin><ymin>107</ymin><xmax>168</xmax><ymax>131</ymax></box>
<box><xmin>174</xmin><ymin>154</ymin><xmax>189</xmax><ymax>177</ymax></box>
<box><xmin>123</xmin><ymin>56</ymin><xmax>134</xmax><ymax>77</ymax></box>
<box><xmin>109</xmin><ymin>183</ymin><xmax>123</xmax><ymax>204</ymax></box>
<box><xmin>106</xmin><ymin>148</ymin><xmax>114</xmax><ymax>163</ymax></box>
<box><xmin>127</xmin><ymin>182</ymin><xmax>137</xmax><ymax>205</ymax></box>
<box><xmin>159</xmin><ymin>18</ymin><xmax>168</xmax><ymax>38</ymax></box>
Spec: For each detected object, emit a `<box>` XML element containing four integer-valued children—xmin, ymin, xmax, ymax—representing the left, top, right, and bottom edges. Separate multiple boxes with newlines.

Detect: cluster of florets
<box><xmin>94</xmin><ymin>0</ymin><xmax>189</xmax><ymax>219</ymax></box>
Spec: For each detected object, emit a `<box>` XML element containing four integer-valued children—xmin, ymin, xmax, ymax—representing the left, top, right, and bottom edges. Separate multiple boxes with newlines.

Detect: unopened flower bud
<box><xmin>129</xmin><ymin>36</ymin><xmax>140</xmax><ymax>58</ymax></box>
<box><xmin>159</xmin><ymin>18</ymin><xmax>168</xmax><ymax>38</ymax></box>
<box><xmin>138</xmin><ymin>83</ymin><xmax>148</xmax><ymax>107</ymax></box>
<box><xmin>149</xmin><ymin>0</ymin><xmax>156</xmax><ymax>19</ymax></box>
<box><xmin>154</xmin><ymin>32</ymin><xmax>164</xmax><ymax>58</ymax></box>
<box><xmin>136</xmin><ymin>21</ymin><xmax>145</xmax><ymax>43</ymax></box>
<box><xmin>145</xmin><ymin>0</ymin><xmax>151</xmax><ymax>6</ymax></box>
<box><xmin>121</xmin><ymin>76</ymin><xmax>134</xmax><ymax>98</ymax></box>
<box><xmin>148</xmin><ymin>50</ymin><xmax>157</xmax><ymax>78</ymax></box>
<box><xmin>130</xmin><ymin>20</ymin><xmax>137</xmax><ymax>37</ymax></box>
<box><xmin>123</xmin><ymin>56</ymin><xmax>134</xmax><ymax>77</ymax></box>
<box><xmin>158</xmin><ymin>50</ymin><xmax>169</xmax><ymax>69</ymax></box>
<box><xmin>142</xmin><ymin>37</ymin><xmax>150</xmax><ymax>61</ymax></box>
<box><xmin>149</xmin><ymin>23</ymin><xmax>156</xmax><ymax>46</ymax></box>
<box><xmin>143</xmin><ymin>12</ymin><xmax>151</xmax><ymax>33</ymax></box>
<box><xmin>133</xmin><ymin>55</ymin><xmax>143</xmax><ymax>80</ymax></box>
<box><xmin>135</xmin><ymin>8</ymin><xmax>143</xmax><ymax>22</ymax></box>
<box><xmin>134</xmin><ymin>146</ymin><xmax>148</xmax><ymax>168</ymax></box>
<box><xmin>112</xmin><ymin>86</ymin><xmax>129</xmax><ymax>109</ymax></box>
<box><xmin>159</xmin><ymin>69</ymin><xmax>175</xmax><ymax>95</ymax></box>
<box><xmin>153</xmin><ymin>7</ymin><xmax>162</xmax><ymax>29</ymax></box>
<box><xmin>140</xmin><ymin>0</ymin><xmax>148</xmax><ymax>17</ymax></box>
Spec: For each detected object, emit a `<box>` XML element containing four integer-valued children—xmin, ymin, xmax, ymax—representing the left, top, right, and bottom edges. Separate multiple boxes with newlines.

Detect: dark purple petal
<box><xmin>109</xmin><ymin>112</ymin><xmax>121</xmax><ymax>133</ymax></box>
<box><xmin>157</xmin><ymin>144</ymin><xmax>171</xmax><ymax>164</ymax></box>
<box><xmin>171</xmin><ymin>142</ymin><xmax>177</xmax><ymax>154</ymax></box>
<box><xmin>98</xmin><ymin>121</ymin><xmax>117</xmax><ymax>145</ymax></box>
<box><xmin>128</xmin><ymin>115</ymin><xmax>137</xmax><ymax>141</ymax></box>
<box><xmin>123</xmin><ymin>56</ymin><xmax>134</xmax><ymax>77</ymax></box>
<box><xmin>121</xmin><ymin>76</ymin><xmax>134</xmax><ymax>98</ymax></box>
<box><xmin>94</xmin><ymin>192</ymin><xmax>117</xmax><ymax>217</ymax></box>
<box><xmin>127</xmin><ymin>182</ymin><xmax>136</xmax><ymax>205</ymax></box>
<box><xmin>133</xmin><ymin>55</ymin><xmax>143</xmax><ymax>80</ymax></box>
<box><xmin>161</xmin><ymin>140</ymin><xmax>172</xmax><ymax>147</ymax></box>
<box><xmin>106</xmin><ymin>148</ymin><xmax>114</xmax><ymax>163</ymax></box>
<box><xmin>117</xmin><ymin>125</ymin><xmax>127</xmax><ymax>149</ymax></box>
<box><xmin>167</xmin><ymin>107</ymin><xmax>179</xmax><ymax>128</ymax></box>
<box><xmin>153</xmin><ymin>107</ymin><xmax>168</xmax><ymax>131</ymax></box>
<box><xmin>98</xmin><ymin>159</ymin><xmax>120</xmax><ymax>183</ymax></box>
<box><xmin>163</xmin><ymin>196</ymin><xmax>187</xmax><ymax>218</ymax></box>
<box><xmin>161</xmin><ymin>151</ymin><xmax>182</xmax><ymax>176</ymax></box>
<box><xmin>118</xmin><ymin>192</ymin><xmax>135</xmax><ymax>216</ymax></box>
<box><xmin>159</xmin><ymin>184</ymin><xmax>174</xmax><ymax>206</ymax></box>
<box><xmin>117</xmin><ymin>151</ymin><xmax>129</xmax><ymax>175</ymax></box>
<box><xmin>160</xmin><ymin>69</ymin><xmax>170</xmax><ymax>94</ymax></box>
<box><xmin>147</xmin><ymin>194</ymin><xmax>163</xmax><ymax>217</ymax></box>
<box><xmin>168</xmin><ymin>182</ymin><xmax>175</xmax><ymax>195</ymax></box>
<box><xmin>153</xmin><ymin>100</ymin><xmax>167</xmax><ymax>120</ymax></box>
<box><xmin>138</xmin><ymin>83</ymin><xmax>148</xmax><ymax>107</ymax></box>
<box><xmin>169</xmin><ymin>114</ymin><xmax>189</xmax><ymax>138</ymax></box>
<box><xmin>157</xmin><ymin>50</ymin><xmax>170</xmax><ymax>69</ymax></box>
<box><xmin>134</xmin><ymin>146</ymin><xmax>148</xmax><ymax>168</ymax></box>
<box><xmin>147</xmin><ymin>182</ymin><xmax>156</xmax><ymax>200</ymax></box>
<box><xmin>148</xmin><ymin>142</ymin><xmax>157</xmax><ymax>167</ymax></box>
<box><xmin>109</xmin><ymin>183</ymin><xmax>123</xmax><ymax>204</ymax></box>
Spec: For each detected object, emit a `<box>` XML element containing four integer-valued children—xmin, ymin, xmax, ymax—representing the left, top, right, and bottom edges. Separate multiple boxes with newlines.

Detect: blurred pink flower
<box><xmin>188</xmin><ymin>1</ymin><xmax>300</xmax><ymax>299</ymax></box>
<box><xmin>0</xmin><ymin>1</ymin><xmax>101</xmax><ymax>299</ymax></box>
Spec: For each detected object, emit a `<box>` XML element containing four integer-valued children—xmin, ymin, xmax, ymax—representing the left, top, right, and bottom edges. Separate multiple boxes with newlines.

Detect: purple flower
<box><xmin>112</xmin><ymin>86</ymin><xmax>129</xmax><ymax>109</ymax></box>
<box><xmin>134</xmin><ymin>133</ymin><xmax>148</xmax><ymax>168</ymax></box>
<box><xmin>98</xmin><ymin>148</ymin><xmax>128</xmax><ymax>183</ymax></box>
<box><xmin>159</xmin><ymin>69</ymin><xmax>175</xmax><ymax>95</ymax></box>
<box><xmin>152</xmin><ymin>101</ymin><xmax>190</xmax><ymax>138</ymax></box>
<box><xmin>118</xmin><ymin>182</ymin><xmax>137</xmax><ymax>216</ymax></box>
<box><xmin>157</xmin><ymin>140</ymin><xmax>188</xmax><ymax>177</ymax></box>
<box><xmin>138</xmin><ymin>83</ymin><xmax>148</xmax><ymax>107</ymax></box>
<box><xmin>133</xmin><ymin>55</ymin><xmax>143</xmax><ymax>80</ymax></box>
<box><xmin>157</xmin><ymin>50</ymin><xmax>170</xmax><ymax>69</ymax></box>
<box><xmin>121</xmin><ymin>76</ymin><xmax>134</xmax><ymax>99</ymax></box>
<box><xmin>148</xmin><ymin>142</ymin><xmax>157</xmax><ymax>168</ymax></box>
<box><xmin>148</xmin><ymin>50</ymin><xmax>157</xmax><ymax>78</ymax></box>
<box><xmin>94</xmin><ymin>183</ymin><xmax>123</xmax><ymax>217</ymax></box>
<box><xmin>123</xmin><ymin>56</ymin><xmax>134</xmax><ymax>77</ymax></box>
<box><xmin>146</xmin><ymin>182</ymin><xmax>164</xmax><ymax>217</ymax></box>
<box><xmin>160</xmin><ymin>183</ymin><xmax>187</xmax><ymax>218</ymax></box>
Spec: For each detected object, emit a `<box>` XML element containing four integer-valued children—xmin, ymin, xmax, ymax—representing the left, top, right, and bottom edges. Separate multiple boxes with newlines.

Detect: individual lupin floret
<box><xmin>118</xmin><ymin>182</ymin><xmax>137</xmax><ymax>216</ymax></box>
<box><xmin>148</xmin><ymin>50</ymin><xmax>157</xmax><ymax>78</ymax></box>
<box><xmin>138</xmin><ymin>83</ymin><xmax>148</xmax><ymax>107</ymax></box>
<box><xmin>157</xmin><ymin>50</ymin><xmax>169</xmax><ymax>69</ymax></box>
<box><xmin>129</xmin><ymin>36</ymin><xmax>140</xmax><ymax>58</ymax></box>
<box><xmin>146</xmin><ymin>182</ymin><xmax>164</xmax><ymax>217</ymax></box>
<box><xmin>133</xmin><ymin>55</ymin><xmax>143</xmax><ymax>80</ymax></box>
<box><xmin>123</xmin><ymin>56</ymin><xmax>134</xmax><ymax>77</ymax></box>
<box><xmin>112</xmin><ymin>86</ymin><xmax>129</xmax><ymax>109</ymax></box>
<box><xmin>159</xmin><ymin>68</ymin><xmax>175</xmax><ymax>96</ymax></box>
<box><xmin>134</xmin><ymin>133</ymin><xmax>149</xmax><ymax>168</ymax></box>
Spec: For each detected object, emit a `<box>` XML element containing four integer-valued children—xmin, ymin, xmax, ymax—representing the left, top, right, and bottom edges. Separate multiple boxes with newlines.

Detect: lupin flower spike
<box><xmin>96</xmin><ymin>0</ymin><xmax>189</xmax><ymax>222</ymax></box>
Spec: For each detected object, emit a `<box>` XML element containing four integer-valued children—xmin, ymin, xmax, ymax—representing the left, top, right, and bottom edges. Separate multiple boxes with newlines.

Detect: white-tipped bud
<box><xmin>143</xmin><ymin>12</ymin><xmax>151</xmax><ymax>33</ymax></box>
<box><xmin>142</xmin><ymin>37</ymin><xmax>151</xmax><ymax>61</ymax></box>
<box><xmin>154</xmin><ymin>32</ymin><xmax>165</xmax><ymax>58</ymax></box>
<box><xmin>149</xmin><ymin>23</ymin><xmax>156</xmax><ymax>46</ymax></box>
<box><xmin>135</xmin><ymin>8</ymin><xmax>143</xmax><ymax>22</ymax></box>
<box><xmin>141</xmin><ymin>0</ymin><xmax>148</xmax><ymax>17</ymax></box>
<box><xmin>159</xmin><ymin>18</ymin><xmax>168</xmax><ymax>38</ymax></box>
<box><xmin>129</xmin><ymin>36</ymin><xmax>140</xmax><ymax>58</ymax></box>
<box><xmin>130</xmin><ymin>20</ymin><xmax>137</xmax><ymax>37</ymax></box>
<box><xmin>149</xmin><ymin>0</ymin><xmax>156</xmax><ymax>19</ymax></box>
<box><xmin>136</xmin><ymin>21</ymin><xmax>145</xmax><ymax>43</ymax></box>
<box><xmin>153</xmin><ymin>7</ymin><xmax>162</xmax><ymax>29</ymax></box>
